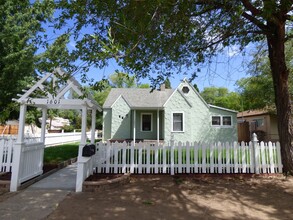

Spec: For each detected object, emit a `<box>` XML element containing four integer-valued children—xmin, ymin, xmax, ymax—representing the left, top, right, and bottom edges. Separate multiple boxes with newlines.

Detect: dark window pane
<box><xmin>223</xmin><ymin>116</ymin><xmax>232</xmax><ymax>126</ymax></box>
<box><xmin>142</xmin><ymin>114</ymin><xmax>151</xmax><ymax>131</ymax></box>
<box><xmin>212</xmin><ymin>116</ymin><xmax>221</xmax><ymax>126</ymax></box>
<box><xmin>173</xmin><ymin>113</ymin><xmax>183</xmax><ymax>131</ymax></box>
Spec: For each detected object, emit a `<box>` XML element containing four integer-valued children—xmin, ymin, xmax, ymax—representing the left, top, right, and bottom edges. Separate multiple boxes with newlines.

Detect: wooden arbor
<box><xmin>11</xmin><ymin>68</ymin><xmax>101</xmax><ymax>191</ymax></box>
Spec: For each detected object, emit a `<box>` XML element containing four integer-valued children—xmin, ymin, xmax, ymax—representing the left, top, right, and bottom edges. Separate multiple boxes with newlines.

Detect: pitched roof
<box><xmin>103</xmin><ymin>88</ymin><xmax>175</xmax><ymax>109</ymax></box>
<box><xmin>237</xmin><ymin>109</ymin><xmax>271</xmax><ymax>118</ymax></box>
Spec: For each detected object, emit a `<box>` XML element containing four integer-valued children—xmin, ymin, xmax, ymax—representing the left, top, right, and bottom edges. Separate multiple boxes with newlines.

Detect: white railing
<box><xmin>44</xmin><ymin>132</ymin><xmax>83</xmax><ymax>146</ymax></box>
<box><xmin>19</xmin><ymin>142</ymin><xmax>44</xmax><ymax>183</ymax></box>
<box><xmin>0</xmin><ymin>138</ymin><xmax>14</xmax><ymax>172</ymax></box>
<box><xmin>1</xmin><ymin>131</ymin><xmax>95</xmax><ymax>147</ymax></box>
<box><xmin>0</xmin><ymin>137</ymin><xmax>44</xmax><ymax>183</ymax></box>
<box><xmin>76</xmin><ymin>156</ymin><xmax>95</xmax><ymax>192</ymax></box>
<box><xmin>95</xmin><ymin>140</ymin><xmax>283</xmax><ymax>175</ymax></box>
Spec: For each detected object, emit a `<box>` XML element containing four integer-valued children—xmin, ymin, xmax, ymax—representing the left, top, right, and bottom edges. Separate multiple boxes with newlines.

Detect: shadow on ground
<box><xmin>47</xmin><ymin>175</ymin><xmax>293</xmax><ymax>220</ymax></box>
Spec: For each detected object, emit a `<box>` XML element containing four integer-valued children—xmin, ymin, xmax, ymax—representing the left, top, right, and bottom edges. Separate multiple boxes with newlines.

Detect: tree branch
<box><xmin>241</xmin><ymin>11</ymin><xmax>268</xmax><ymax>33</ymax></box>
<box><xmin>240</xmin><ymin>0</ymin><xmax>262</xmax><ymax>16</ymax></box>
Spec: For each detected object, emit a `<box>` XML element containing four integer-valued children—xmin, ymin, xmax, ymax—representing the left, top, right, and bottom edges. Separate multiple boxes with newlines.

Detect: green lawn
<box><xmin>44</xmin><ymin>142</ymin><xmax>79</xmax><ymax>165</ymax></box>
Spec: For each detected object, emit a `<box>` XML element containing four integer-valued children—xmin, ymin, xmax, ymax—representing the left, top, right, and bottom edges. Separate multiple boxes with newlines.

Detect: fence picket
<box><xmin>218</xmin><ymin>142</ymin><xmax>222</xmax><ymax>174</ymax></box>
<box><xmin>146</xmin><ymin>144</ymin><xmax>150</xmax><ymax>174</ymax></box>
<box><xmin>130</xmin><ymin>142</ymin><xmax>135</xmax><ymax>173</ymax></box>
<box><xmin>163</xmin><ymin>145</ymin><xmax>167</xmax><ymax>173</ymax></box>
<box><xmin>233</xmin><ymin>142</ymin><xmax>238</xmax><ymax>173</ymax></box>
<box><xmin>138</xmin><ymin>142</ymin><xmax>143</xmax><ymax>174</ymax></box>
<box><xmin>210</xmin><ymin>143</ymin><xmax>214</xmax><ymax>173</ymax></box>
<box><xmin>0</xmin><ymin>139</ymin><xmax>5</xmax><ymax>172</ymax></box>
<box><xmin>178</xmin><ymin>142</ymin><xmax>182</xmax><ymax>174</ymax></box>
<box><xmin>186</xmin><ymin>142</ymin><xmax>190</xmax><ymax>174</ymax></box>
<box><xmin>226</xmin><ymin>142</ymin><xmax>230</xmax><ymax>174</ymax></box>
<box><xmin>155</xmin><ymin>142</ymin><xmax>159</xmax><ymax>174</ymax></box>
<box><xmin>276</xmin><ymin>142</ymin><xmax>282</xmax><ymax>173</ymax></box>
<box><xmin>202</xmin><ymin>144</ymin><xmax>206</xmax><ymax>173</ymax></box>
<box><xmin>268</xmin><ymin>142</ymin><xmax>275</xmax><ymax>174</ymax></box>
<box><xmin>120</xmin><ymin>143</ymin><xmax>126</xmax><ymax>173</ymax></box>
<box><xmin>194</xmin><ymin>142</ymin><xmax>198</xmax><ymax>173</ymax></box>
<box><xmin>241</xmin><ymin>142</ymin><xmax>247</xmax><ymax>173</ymax></box>
<box><xmin>260</xmin><ymin>142</ymin><xmax>266</xmax><ymax>173</ymax></box>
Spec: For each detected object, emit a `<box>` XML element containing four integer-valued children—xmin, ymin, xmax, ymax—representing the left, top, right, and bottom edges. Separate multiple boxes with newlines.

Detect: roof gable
<box><xmin>103</xmin><ymin>88</ymin><xmax>174</xmax><ymax>109</ymax></box>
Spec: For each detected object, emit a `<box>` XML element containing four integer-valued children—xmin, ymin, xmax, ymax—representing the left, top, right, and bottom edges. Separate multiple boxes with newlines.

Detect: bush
<box><xmin>63</xmin><ymin>125</ymin><xmax>74</xmax><ymax>132</ymax></box>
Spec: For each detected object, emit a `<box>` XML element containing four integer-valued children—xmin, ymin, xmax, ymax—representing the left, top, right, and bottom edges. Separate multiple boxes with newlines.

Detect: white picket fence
<box><xmin>95</xmin><ymin>140</ymin><xmax>283</xmax><ymax>175</ymax></box>
<box><xmin>0</xmin><ymin>138</ymin><xmax>14</xmax><ymax>172</ymax></box>
<box><xmin>0</xmin><ymin>137</ymin><xmax>44</xmax><ymax>183</ymax></box>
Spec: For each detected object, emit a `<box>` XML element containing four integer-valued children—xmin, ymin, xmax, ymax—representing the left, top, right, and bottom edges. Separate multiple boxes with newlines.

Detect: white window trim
<box><xmin>141</xmin><ymin>113</ymin><xmax>153</xmax><ymax>132</ymax></box>
<box><xmin>171</xmin><ymin>111</ymin><xmax>185</xmax><ymax>132</ymax></box>
<box><xmin>211</xmin><ymin>115</ymin><xmax>233</xmax><ymax>128</ymax></box>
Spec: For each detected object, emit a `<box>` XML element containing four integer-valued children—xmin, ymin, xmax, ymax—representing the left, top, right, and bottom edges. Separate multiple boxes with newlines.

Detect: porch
<box><xmin>109</xmin><ymin>109</ymin><xmax>165</xmax><ymax>145</ymax></box>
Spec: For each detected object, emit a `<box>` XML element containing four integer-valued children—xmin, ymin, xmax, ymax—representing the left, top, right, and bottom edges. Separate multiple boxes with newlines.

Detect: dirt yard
<box><xmin>46</xmin><ymin>174</ymin><xmax>293</xmax><ymax>220</ymax></box>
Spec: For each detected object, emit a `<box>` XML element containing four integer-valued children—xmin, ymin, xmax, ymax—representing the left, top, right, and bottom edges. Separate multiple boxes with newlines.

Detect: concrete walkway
<box><xmin>0</xmin><ymin>164</ymin><xmax>77</xmax><ymax>220</ymax></box>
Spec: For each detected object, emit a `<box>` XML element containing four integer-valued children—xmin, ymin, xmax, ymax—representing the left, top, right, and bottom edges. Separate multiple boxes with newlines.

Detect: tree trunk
<box><xmin>267</xmin><ymin>21</ymin><xmax>293</xmax><ymax>174</ymax></box>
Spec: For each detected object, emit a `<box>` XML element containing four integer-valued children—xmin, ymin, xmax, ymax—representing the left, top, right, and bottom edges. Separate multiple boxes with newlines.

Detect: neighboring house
<box><xmin>103</xmin><ymin>79</ymin><xmax>238</xmax><ymax>143</ymax></box>
<box><xmin>39</xmin><ymin>116</ymin><xmax>70</xmax><ymax>131</ymax></box>
<box><xmin>237</xmin><ymin>110</ymin><xmax>279</xmax><ymax>142</ymax></box>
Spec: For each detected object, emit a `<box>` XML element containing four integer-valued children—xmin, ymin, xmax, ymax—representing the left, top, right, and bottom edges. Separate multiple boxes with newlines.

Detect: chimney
<box><xmin>160</xmin><ymin>83</ymin><xmax>165</xmax><ymax>91</ymax></box>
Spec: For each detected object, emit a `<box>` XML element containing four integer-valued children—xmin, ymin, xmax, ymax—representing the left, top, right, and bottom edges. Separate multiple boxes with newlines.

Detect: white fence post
<box><xmin>252</xmin><ymin>133</ymin><xmax>260</xmax><ymax>174</ymax></box>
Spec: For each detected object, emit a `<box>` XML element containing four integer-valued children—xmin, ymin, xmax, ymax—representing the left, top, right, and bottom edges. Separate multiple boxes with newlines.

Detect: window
<box><xmin>212</xmin><ymin>116</ymin><xmax>221</xmax><ymax>126</ymax></box>
<box><xmin>172</xmin><ymin>112</ymin><xmax>184</xmax><ymax>132</ymax></box>
<box><xmin>255</xmin><ymin>119</ymin><xmax>264</xmax><ymax>127</ymax></box>
<box><xmin>182</xmin><ymin>86</ymin><xmax>190</xmax><ymax>94</ymax></box>
<box><xmin>212</xmin><ymin>116</ymin><xmax>232</xmax><ymax>127</ymax></box>
<box><xmin>141</xmin><ymin>113</ymin><xmax>152</xmax><ymax>131</ymax></box>
<box><xmin>223</xmin><ymin>116</ymin><xmax>232</xmax><ymax>126</ymax></box>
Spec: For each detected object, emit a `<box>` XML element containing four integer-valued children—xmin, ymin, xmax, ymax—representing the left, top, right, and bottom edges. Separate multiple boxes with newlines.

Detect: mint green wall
<box><xmin>164</xmin><ymin>85</ymin><xmax>209</xmax><ymax>143</ymax></box>
<box><xmin>133</xmin><ymin>110</ymin><xmax>164</xmax><ymax>140</ymax></box>
<box><xmin>111</xmin><ymin>97</ymin><xmax>131</xmax><ymax>139</ymax></box>
<box><xmin>102</xmin><ymin>109</ymin><xmax>112</xmax><ymax>140</ymax></box>
<box><xmin>207</xmin><ymin>107</ymin><xmax>238</xmax><ymax>142</ymax></box>
<box><xmin>164</xmin><ymin>82</ymin><xmax>237</xmax><ymax>143</ymax></box>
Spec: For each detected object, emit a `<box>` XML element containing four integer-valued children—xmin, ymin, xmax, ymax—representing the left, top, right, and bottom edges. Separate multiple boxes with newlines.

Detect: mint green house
<box><xmin>103</xmin><ymin>79</ymin><xmax>238</xmax><ymax>143</ymax></box>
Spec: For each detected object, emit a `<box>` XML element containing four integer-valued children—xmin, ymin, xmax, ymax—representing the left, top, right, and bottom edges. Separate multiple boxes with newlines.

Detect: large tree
<box><xmin>56</xmin><ymin>1</ymin><xmax>293</xmax><ymax>173</ymax></box>
<box><xmin>0</xmin><ymin>0</ymin><xmax>54</xmax><ymax>123</ymax></box>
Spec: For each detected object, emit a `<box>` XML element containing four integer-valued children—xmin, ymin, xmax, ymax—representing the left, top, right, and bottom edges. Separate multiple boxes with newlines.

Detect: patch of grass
<box><xmin>44</xmin><ymin>142</ymin><xmax>79</xmax><ymax>165</ymax></box>
<box><xmin>174</xmin><ymin>177</ymin><xmax>184</xmax><ymax>185</ymax></box>
<box><xmin>142</xmin><ymin>200</ymin><xmax>154</xmax><ymax>205</ymax></box>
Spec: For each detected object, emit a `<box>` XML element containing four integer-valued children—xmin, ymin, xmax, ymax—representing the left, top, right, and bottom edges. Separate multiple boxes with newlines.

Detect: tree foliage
<box><xmin>200</xmin><ymin>87</ymin><xmax>242</xmax><ymax>111</ymax></box>
<box><xmin>164</xmin><ymin>78</ymin><xmax>172</xmax><ymax>89</ymax></box>
<box><xmin>0</xmin><ymin>0</ymin><xmax>54</xmax><ymax>123</ymax></box>
<box><xmin>109</xmin><ymin>71</ymin><xmax>136</xmax><ymax>88</ymax></box>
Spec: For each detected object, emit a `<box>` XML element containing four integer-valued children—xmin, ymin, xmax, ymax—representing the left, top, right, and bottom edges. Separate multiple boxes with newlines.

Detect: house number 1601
<box><xmin>47</xmin><ymin>99</ymin><xmax>60</xmax><ymax>105</ymax></box>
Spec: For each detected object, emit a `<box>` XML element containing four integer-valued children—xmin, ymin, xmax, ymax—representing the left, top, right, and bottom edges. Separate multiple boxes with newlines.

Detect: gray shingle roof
<box><xmin>103</xmin><ymin>88</ymin><xmax>175</xmax><ymax>109</ymax></box>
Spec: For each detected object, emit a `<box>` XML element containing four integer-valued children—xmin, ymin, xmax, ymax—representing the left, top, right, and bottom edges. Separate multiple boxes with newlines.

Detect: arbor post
<box><xmin>10</xmin><ymin>104</ymin><xmax>27</xmax><ymax>191</ymax></box>
<box><xmin>76</xmin><ymin>105</ymin><xmax>88</xmax><ymax>192</ymax></box>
